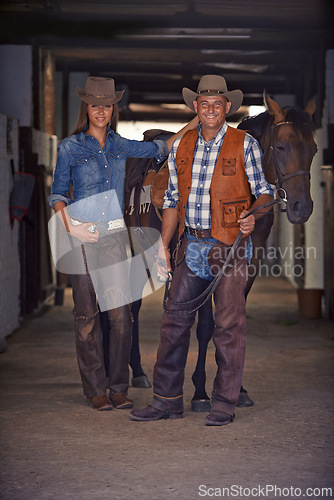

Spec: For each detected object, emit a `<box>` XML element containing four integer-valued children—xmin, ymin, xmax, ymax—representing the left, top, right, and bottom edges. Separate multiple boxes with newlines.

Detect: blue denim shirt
<box><xmin>48</xmin><ymin>127</ymin><xmax>169</xmax><ymax>223</ymax></box>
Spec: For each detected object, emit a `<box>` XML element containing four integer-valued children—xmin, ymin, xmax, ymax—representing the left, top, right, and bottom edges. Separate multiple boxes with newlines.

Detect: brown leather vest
<box><xmin>175</xmin><ymin>126</ymin><xmax>251</xmax><ymax>245</ymax></box>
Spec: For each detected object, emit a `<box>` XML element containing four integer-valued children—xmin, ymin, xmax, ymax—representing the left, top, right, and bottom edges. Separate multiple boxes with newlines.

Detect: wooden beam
<box><xmin>43</xmin><ymin>51</ymin><xmax>56</xmax><ymax>135</ymax></box>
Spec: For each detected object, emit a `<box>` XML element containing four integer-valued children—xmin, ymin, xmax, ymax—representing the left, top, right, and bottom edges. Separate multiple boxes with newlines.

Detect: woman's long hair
<box><xmin>71</xmin><ymin>101</ymin><xmax>119</xmax><ymax>135</ymax></box>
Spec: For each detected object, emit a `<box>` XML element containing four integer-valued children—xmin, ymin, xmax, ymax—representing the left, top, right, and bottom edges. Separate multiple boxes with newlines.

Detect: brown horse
<box><xmin>103</xmin><ymin>92</ymin><xmax>317</xmax><ymax>407</ymax></box>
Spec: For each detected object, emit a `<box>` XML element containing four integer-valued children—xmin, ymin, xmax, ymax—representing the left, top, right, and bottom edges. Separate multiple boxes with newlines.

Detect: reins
<box><xmin>163</xmin><ymin>197</ymin><xmax>281</xmax><ymax>315</ymax></box>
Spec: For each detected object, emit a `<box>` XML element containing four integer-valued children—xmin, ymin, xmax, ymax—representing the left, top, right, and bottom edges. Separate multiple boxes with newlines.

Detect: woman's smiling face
<box><xmin>87</xmin><ymin>104</ymin><xmax>113</xmax><ymax>129</ymax></box>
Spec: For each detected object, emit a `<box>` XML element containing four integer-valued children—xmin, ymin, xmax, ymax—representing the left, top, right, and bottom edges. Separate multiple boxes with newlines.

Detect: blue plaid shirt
<box><xmin>163</xmin><ymin>122</ymin><xmax>274</xmax><ymax>229</ymax></box>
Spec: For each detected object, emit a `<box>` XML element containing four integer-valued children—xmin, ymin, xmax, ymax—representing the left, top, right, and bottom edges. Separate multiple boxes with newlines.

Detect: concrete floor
<box><xmin>1</xmin><ymin>276</ymin><xmax>334</xmax><ymax>500</ymax></box>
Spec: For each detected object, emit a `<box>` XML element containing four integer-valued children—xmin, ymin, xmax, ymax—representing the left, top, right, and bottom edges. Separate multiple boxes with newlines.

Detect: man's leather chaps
<box><xmin>153</xmin><ymin>245</ymin><xmax>248</xmax><ymax>416</ymax></box>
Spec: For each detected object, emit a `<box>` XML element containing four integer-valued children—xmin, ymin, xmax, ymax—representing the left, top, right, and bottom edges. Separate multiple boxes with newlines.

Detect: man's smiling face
<box><xmin>193</xmin><ymin>95</ymin><xmax>231</xmax><ymax>137</ymax></box>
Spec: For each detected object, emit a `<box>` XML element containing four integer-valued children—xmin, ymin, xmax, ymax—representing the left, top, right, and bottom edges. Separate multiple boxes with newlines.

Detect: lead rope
<box><xmin>163</xmin><ymin>198</ymin><xmax>280</xmax><ymax>315</ymax></box>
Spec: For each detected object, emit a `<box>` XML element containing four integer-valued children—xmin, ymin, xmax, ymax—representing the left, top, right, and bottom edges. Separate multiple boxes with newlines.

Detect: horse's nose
<box><xmin>290</xmin><ymin>199</ymin><xmax>314</xmax><ymax>223</ymax></box>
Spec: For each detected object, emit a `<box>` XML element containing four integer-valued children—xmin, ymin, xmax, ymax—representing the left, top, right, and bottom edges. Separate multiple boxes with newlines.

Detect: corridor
<box><xmin>0</xmin><ymin>276</ymin><xmax>333</xmax><ymax>499</ymax></box>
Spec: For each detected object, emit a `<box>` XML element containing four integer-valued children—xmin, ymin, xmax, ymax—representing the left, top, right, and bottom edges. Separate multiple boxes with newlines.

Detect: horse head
<box><xmin>261</xmin><ymin>91</ymin><xmax>317</xmax><ymax>224</ymax></box>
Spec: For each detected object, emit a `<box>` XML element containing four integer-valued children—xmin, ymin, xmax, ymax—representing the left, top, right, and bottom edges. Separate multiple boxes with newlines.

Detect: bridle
<box><xmin>266</xmin><ymin>120</ymin><xmax>312</xmax><ymax>203</ymax></box>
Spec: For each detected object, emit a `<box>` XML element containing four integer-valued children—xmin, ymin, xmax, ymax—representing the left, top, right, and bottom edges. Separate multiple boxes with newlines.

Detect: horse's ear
<box><xmin>263</xmin><ymin>89</ymin><xmax>286</xmax><ymax>123</ymax></box>
<box><xmin>304</xmin><ymin>97</ymin><xmax>316</xmax><ymax>117</ymax></box>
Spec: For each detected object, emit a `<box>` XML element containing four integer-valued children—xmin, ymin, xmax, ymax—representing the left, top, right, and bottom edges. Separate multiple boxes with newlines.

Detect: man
<box><xmin>130</xmin><ymin>75</ymin><xmax>274</xmax><ymax>426</ymax></box>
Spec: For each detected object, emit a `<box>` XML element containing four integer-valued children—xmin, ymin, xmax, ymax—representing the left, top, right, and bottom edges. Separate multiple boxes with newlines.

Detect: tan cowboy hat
<box><xmin>76</xmin><ymin>76</ymin><xmax>124</xmax><ymax>105</ymax></box>
<box><xmin>182</xmin><ymin>75</ymin><xmax>243</xmax><ymax>117</ymax></box>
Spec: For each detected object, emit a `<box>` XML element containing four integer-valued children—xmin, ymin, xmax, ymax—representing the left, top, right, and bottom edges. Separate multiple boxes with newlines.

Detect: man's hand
<box><xmin>157</xmin><ymin>244</ymin><xmax>171</xmax><ymax>279</ymax></box>
<box><xmin>157</xmin><ymin>207</ymin><xmax>178</xmax><ymax>277</ymax></box>
<box><xmin>238</xmin><ymin>210</ymin><xmax>255</xmax><ymax>235</ymax></box>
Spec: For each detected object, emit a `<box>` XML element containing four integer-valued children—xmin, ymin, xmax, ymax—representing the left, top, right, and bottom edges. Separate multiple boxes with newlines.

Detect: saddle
<box><xmin>124</xmin><ymin>129</ymin><xmax>172</xmax><ymax>225</ymax></box>
<box><xmin>150</xmin><ymin>161</ymin><xmax>169</xmax><ymax>209</ymax></box>
<box><xmin>124</xmin><ymin>129</ymin><xmax>173</xmax><ymax>260</ymax></box>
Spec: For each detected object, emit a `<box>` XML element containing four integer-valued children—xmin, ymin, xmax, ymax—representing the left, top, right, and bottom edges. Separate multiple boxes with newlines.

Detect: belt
<box><xmin>71</xmin><ymin>218</ymin><xmax>125</xmax><ymax>234</ymax></box>
<box><xmin>184</xmin><ymin>226</ymin><xmax>212</xmax><ymax>239</ymax></box>
<box><xmin>90</xmin><ymin>219</ymin><xmax>125</xmax><ymax>234</ymax></box>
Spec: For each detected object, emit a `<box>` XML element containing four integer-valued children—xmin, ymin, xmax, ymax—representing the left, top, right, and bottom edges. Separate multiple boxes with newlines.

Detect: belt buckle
<box><xmin>194</xmin><ymin>228</ymin><xmax>202</xmax><ymax>239</ymax></box>
<box><xmin>96</xmin><ymin>222</ymin><xmax>109</xmax><ymax>234</ymax></box>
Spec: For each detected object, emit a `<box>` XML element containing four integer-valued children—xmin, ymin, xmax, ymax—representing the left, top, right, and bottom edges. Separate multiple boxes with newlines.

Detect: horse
<box><xmin>103</xmin><ymin>91</ymin><xmax>317</xmax><ymax>409</ymax></box>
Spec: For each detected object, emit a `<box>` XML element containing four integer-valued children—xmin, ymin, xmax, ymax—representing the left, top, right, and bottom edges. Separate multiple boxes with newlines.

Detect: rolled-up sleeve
<box><xmin>152</xmin><ymin>139</ymin><xmax>169</xmax><ymax>163</ymax></box>
<box><xmin>163</xmin><ymin>138</ymin><xmax>180</xmax><ymax>209</ymax></box>
<box><xmin>48</xmin><ymin>142</ymin><xmax>72</xmax><ymax>209</ymax></box>
<box><xmin>244</xmin><ymin>133</ymin><xmax>275</xmax><ymax>198</ymax></box>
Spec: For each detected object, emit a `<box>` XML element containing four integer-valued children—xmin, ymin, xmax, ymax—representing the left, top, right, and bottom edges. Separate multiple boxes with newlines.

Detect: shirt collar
<box><xmin>77</xmin><ymin>125</ymin><xmax>113</xmax><ymax>142</ymax></box>
<box><xmin>198</xmin><ymin>122</ymin><xmax>228</xmax><ymax>146</ymax></box>
<box><xmin>106</xmin><ymin>126</ymin><xmax>114</xmax><ymax>137</ymax></box>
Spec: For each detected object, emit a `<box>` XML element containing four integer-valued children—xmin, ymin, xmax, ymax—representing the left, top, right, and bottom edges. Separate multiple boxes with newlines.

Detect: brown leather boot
<box><xmin>130</xmin><ymin>405</ymin><xmax>183</xmax><ymax>421</ymax></box>
<box><xmin>205</xmin><ymin>410</ymin><xmax>235</xmax><ymax>426</ymax></box>
<box><xmin>110</xmin><ymin>393</ymin><xmax>133</xmax><ymax>409</ymax></box>
<box><xmin>89</xmin><ymin>395</ymin><xmax>113</xmax><ymax>411</ymax></box>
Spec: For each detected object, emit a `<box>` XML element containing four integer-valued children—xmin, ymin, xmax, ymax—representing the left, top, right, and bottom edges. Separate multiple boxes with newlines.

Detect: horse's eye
<box><xmin>275</xmin><ymin>144</ymin><xmax>285</xmax><ymax>152</ymax></box>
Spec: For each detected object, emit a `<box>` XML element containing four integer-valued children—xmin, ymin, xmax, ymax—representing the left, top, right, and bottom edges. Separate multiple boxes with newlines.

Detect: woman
<box><xmin>48</xmin><ymin>76</ymin><xmax>198</xmax><ymax>411</ymax></box>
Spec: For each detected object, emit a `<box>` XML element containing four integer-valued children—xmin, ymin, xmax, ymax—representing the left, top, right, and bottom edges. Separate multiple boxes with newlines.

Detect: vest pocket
<box><xmin>221</xmin><ymin>199</ymin><xmax>249</xmax><ymax>227</ymax></box>
<box><xmin>222</xmin><ymin>158</ymin><xmax>236</xmax><ymax>175</ymax></box>
<box><xmin>176</xmin><ymin>158</ymin><xmax>187</xmax><ymax>175</ymax></box>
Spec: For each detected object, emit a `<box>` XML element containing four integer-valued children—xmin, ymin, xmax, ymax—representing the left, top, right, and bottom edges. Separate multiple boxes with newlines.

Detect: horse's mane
<box><xmin>238</xmin><ymin>106</ymin><xmax>315</xmax><ymax>143</ymax></box>
<box><xmin>237</xmin><ymin>111</ymin><xmax>271</xmax><ymax>142</ymax></box>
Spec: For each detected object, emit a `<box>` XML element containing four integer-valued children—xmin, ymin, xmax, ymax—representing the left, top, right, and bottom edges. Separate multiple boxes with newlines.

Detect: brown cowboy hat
<box><xmin>76</xmin><ymin>76</ymin><xmax>124</xmax><ymax>105</ymax></box>
<box><xmin>182</xmin><ymin>75</ymin><xmax>243</xmax><ymax>117</ymax></box>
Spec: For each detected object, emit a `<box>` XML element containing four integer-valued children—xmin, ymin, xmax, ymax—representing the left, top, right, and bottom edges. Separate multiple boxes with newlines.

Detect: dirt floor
<box><xmin>0</xmin><ymin>276</ymin><xmax>334</xmax><ymax>500</ymax></box>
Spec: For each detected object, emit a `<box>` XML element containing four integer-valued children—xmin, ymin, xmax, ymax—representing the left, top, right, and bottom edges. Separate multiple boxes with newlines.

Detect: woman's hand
<box><xmin>165</xmin><ymin>116</ymin><xmax>200</xmax><ymax>151</ymax></box>
<box><xmin>188</xmin><ymin>115</ymin><xmax>200</xmax><ymax>129</ymax></box>
<box><xmin>69</xmin><ymin>223</ymin><xmax>99</xmax><ymax>243</ymax></box>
